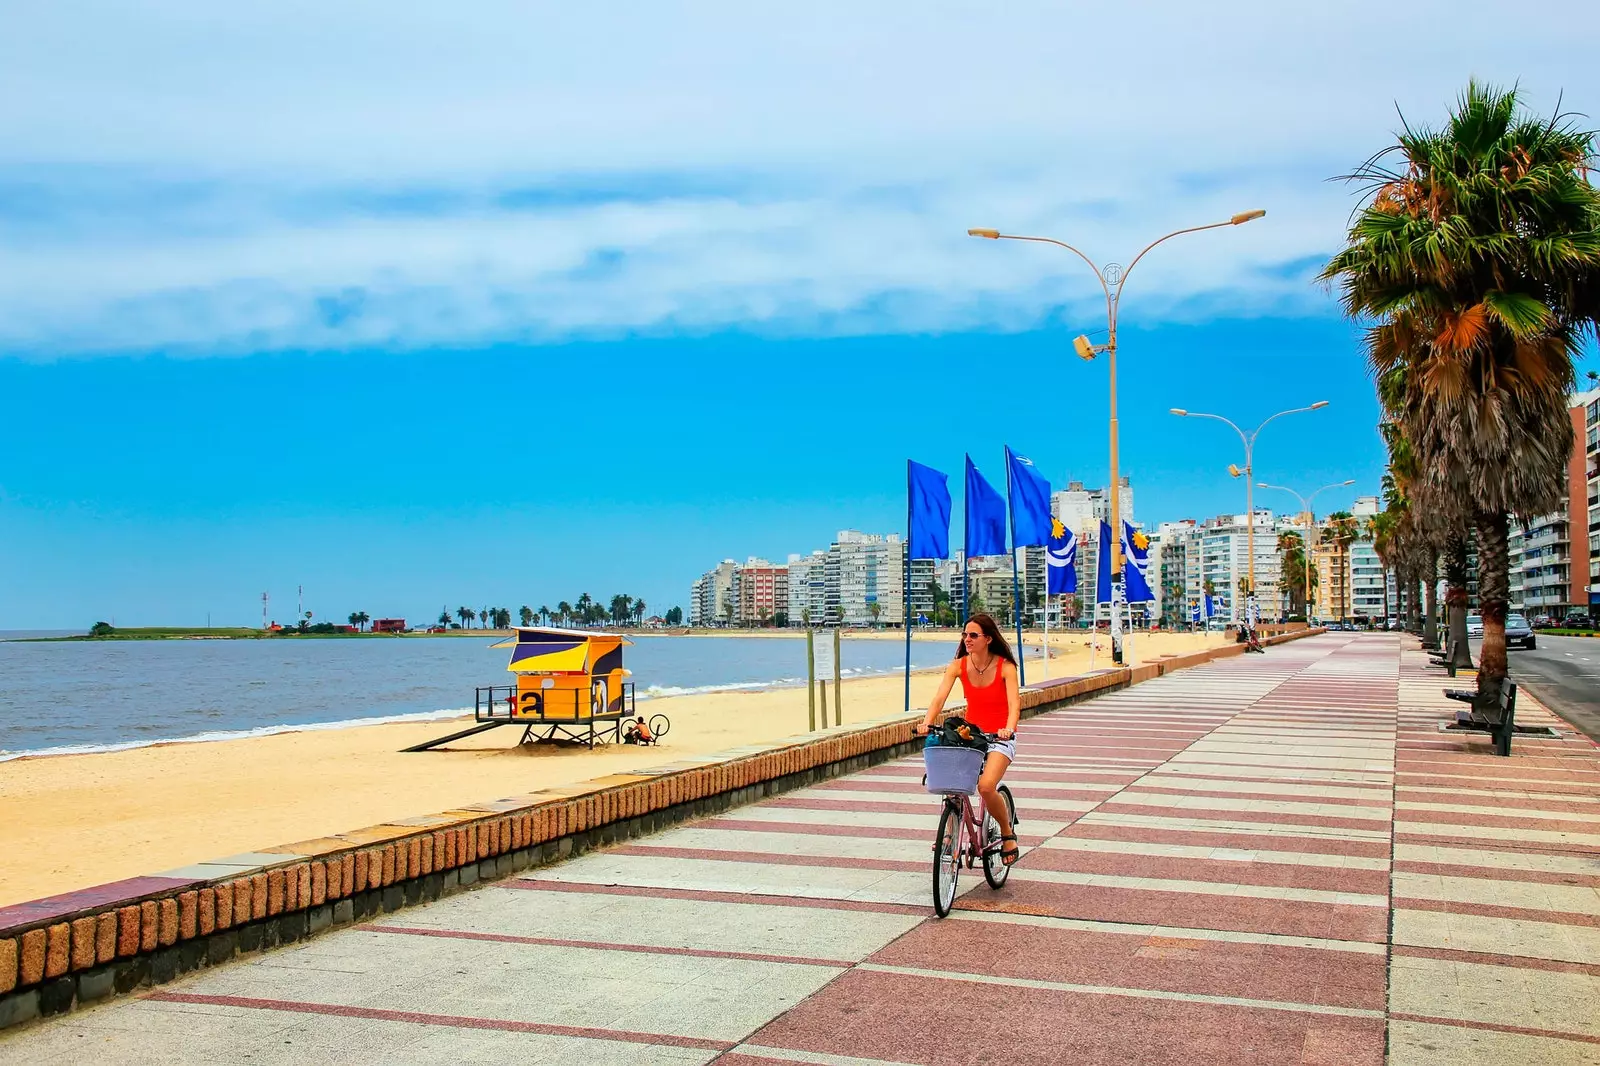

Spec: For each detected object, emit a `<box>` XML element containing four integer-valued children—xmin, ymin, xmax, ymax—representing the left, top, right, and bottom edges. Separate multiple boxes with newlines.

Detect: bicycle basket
<box><xmin>923</xmin><ymin>743</ymin><xmax>984</xmax><ymax>795</ymax></box>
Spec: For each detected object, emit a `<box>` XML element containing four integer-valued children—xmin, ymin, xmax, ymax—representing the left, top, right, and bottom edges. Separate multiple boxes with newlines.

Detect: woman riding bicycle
<box><xmin>916</xmin><ymin>612</ymin><xmax>1021</xmax><ymax>865</ymax></box>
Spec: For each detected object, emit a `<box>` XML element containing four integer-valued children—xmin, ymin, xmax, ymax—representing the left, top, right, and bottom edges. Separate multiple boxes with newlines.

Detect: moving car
<box><xmin>1505</xmin><ymin>613</ymin><xmax>1536</xmax><ymax>650</ymax></box>
<box><xmin>1466</xmin><ymin>614</ymin><xmax>1483</xmax><ymax>638</ymax></box>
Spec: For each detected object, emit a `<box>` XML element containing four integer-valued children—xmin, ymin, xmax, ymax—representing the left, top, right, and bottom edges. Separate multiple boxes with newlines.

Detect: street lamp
<box><xmin>968</xmin><ymin>210</ymin><xmax>1266</xmax><ymax>663</ymax></box>
<box><xmin>1257</xmin><ymin>479</ymin><xmax>1356</xmax><ymax>622</ymax></box>
<box><xmin>1169</xmin><ymin>402</ymin><xmax>1329</xmax><ymax>626</ymax></box>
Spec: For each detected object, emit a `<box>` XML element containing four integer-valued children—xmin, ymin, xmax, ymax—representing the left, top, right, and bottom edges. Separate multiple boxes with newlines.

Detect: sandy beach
<box><xmin>0</xmin><ymin>630</ymin><xmax>1227</xmax><ymax>906</ymax></box>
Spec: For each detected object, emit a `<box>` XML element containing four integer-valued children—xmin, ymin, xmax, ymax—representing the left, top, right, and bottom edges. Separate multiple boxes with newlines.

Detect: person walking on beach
<box><xmin>916</xmin><ymin>613</ymin><xmax>1022</xmax><ymax>865</ymax></box>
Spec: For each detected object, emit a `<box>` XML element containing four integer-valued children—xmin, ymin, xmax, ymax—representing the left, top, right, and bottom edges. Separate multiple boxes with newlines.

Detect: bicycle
<box><xmin>922</xmin><ymin>728</ymin><xmax>1019</xmax><ymax>918</ymax></box>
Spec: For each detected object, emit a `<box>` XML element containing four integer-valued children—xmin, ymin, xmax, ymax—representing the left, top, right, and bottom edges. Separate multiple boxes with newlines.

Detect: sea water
<box><xmin>0</xmin><ymin>632</ymin><xmax>972</xmax><ymax>759</ymax></box>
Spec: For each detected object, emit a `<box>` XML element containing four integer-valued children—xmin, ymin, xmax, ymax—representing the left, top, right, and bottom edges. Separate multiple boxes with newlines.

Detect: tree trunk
<box><xmin>1475</xmin><ymin>511</ymin><xmax>1511</xmax><ymax>697</ymax></box>
<box><xmin>1444</xmin><ymin>536</ymin><xmax>1473</xmax><ymax>669</ymax></box>
<box><xmin>1394</xmin><ymin>568</ymin><xmax>1407</xmax><ymax>630</ymax></box>
<box><xmin>1422</xmin><ymin>550</ymin><xmax>1438</xmax><ymax>646</ymax></box>
<box><xmin>1407</xmin><ymin>564</ymin><xmax>1422</xmax><ymax>633</ymax></box>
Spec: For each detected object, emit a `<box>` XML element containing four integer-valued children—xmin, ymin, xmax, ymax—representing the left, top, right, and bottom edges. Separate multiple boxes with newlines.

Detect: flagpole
<box><xmin>1004</xmin><ymin>449</ymin><xmax>1026</xmax><ymax>686</ymax></box>
<box><xmin>1085</xmin><ymin>524</ymin><xmax>1095</xmax><ymax>671</ymax></box>
<box><xmin>904</xmin><ymin>460</ymin><xmax>913</xmax><ymax>718</ymax></box>
<box><xmin>1043</xmin><ymin>592</ymin><xmax>1050</xmax><ymax>679</ymax></box>
<box><xmin>961</xmin><ymin>455</ymin><xmax>970</xmax><ymax>627</ymax></box>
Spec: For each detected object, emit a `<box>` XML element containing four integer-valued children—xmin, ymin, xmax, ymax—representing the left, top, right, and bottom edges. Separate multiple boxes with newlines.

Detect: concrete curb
<box><xmin>0</xmin><ymin>626</ymin><xmax>1323</xmax><ymax>1030</ymax></box>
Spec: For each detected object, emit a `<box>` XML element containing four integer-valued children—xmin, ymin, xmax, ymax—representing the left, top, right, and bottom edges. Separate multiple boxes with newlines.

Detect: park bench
<box><xmin>1428</xmin><ymin>634</ymin><xmax>1469</xmax><ymax>676</ymax></box>
<box><xmin>1443</xmin><ymin>677</ymin><xmax>1517</xmax><ymax>757</ymax></box>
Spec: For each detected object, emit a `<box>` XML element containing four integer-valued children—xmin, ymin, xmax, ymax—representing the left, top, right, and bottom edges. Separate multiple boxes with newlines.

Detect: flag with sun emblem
<box><xmin>1121</xmin><ymin>520</ymin><xmax>1155</xmax><ymax>602</ymax></box>
<box><xmin>1046</xmin><ymin>516</ymin><xmax>1077</xmax><ymax>595</ymax></box>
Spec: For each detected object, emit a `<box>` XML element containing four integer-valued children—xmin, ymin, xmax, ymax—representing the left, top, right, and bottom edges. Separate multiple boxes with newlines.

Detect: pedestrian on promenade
<box><xmin>916</xmin><ymin>612</ymin><xmax>1022</xmax><ymax>865</ymax></box>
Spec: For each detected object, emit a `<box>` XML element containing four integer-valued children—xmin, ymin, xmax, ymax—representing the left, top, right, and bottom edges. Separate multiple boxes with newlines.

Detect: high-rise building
<box><xmin>1348</xmin><ymin>496</ymin><xmax>1387</xmax><ymax>621</ymax></box>
<box><xmin>1509</xmin><ymin>387</ymin><xmax>1599</xmax><ymax>620</ymax></box>
<box><xmin>1197</xmin><ymin>512</ymin><xmax>1281</xmax><ymax>623</ymax></box>
<box><xmin>829</xmin><ymin>530</ymin><xmax>905</xmax><ymax>626</ymax></box>
<box><xmin>786</xmin><ymin>551</ymin><xmax>829</xmax><ymax>626</ymax></box>
<box><xmin>1149</xmin><ymin>520</ymin><xmax>1198</xmax><ymax>627</ymax></box>
<box><xmin>689</xmin><ymin>559</ymin><xmax>740</xmax><ymax>626</ymax></box>
<box><xmin>735</xmin><ymin>558</ymin><xmax>789</xmax><ymax>626</ymax></box>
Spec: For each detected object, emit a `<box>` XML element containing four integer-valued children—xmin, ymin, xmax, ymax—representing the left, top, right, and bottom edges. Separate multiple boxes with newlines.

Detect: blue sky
<box><xmin>2</xmin><ymin>2</ymin><xmax>1598</xmax><ymax>628</ymax></box>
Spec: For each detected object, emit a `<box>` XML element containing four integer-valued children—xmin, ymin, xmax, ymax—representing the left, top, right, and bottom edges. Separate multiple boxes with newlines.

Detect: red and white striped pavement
<box><xmin>4</xmin><ymin>633</ymin><xmax>1597</xmax><ymax>1065</ymax></box>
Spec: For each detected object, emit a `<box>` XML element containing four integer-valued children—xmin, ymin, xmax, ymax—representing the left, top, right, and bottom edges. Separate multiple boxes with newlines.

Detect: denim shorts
<box><xmin>986</xmin><ymin>736</ymin><xmax>1016</xmax><ymax>761</ymax></box>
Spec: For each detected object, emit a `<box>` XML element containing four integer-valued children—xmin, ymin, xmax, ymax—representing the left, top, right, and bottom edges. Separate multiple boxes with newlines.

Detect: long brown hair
<box><xmin>955</xmin><ymin>612</ymin><xmax>1017</xmax><ymax>665</ymax></box>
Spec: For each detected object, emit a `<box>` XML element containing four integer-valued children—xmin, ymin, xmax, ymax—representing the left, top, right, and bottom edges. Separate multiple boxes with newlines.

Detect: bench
<box><xmin>1428</xmin><ymin>634</ymin><xmax>1468</xmax><ymax>676</ymax></box>
<box><xmin>1443</xmin><ymin>677</ymin><xmax>1517</xmax><ymax>757</ymax></box>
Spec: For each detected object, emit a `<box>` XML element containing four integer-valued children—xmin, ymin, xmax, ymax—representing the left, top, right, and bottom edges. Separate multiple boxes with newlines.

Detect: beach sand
<box><xmin>0</xmin><ymin>630</ymin><xmax>1227</xmax><ymax>906</ymax></box>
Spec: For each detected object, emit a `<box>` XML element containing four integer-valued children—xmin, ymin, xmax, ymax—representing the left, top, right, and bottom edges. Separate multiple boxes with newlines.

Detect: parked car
<box><xmin>1505</xmin><ymin>614</ymin><xmax>1536</xmax><ymax>650</ymax></box>
<box><xmin>1531</xmin><ymin>615</ymin><xmax>1557</xmax><ymax>629</ymax></box>
<box><xmin>1466</xmin><ymin>614</ymin><xmax>1484</xmax><ymax>638</ymax></box>
<box><xmin>1562</xmin><ymin>612</ymin><xmax>1595</xmax><ymax>630</ymax></box>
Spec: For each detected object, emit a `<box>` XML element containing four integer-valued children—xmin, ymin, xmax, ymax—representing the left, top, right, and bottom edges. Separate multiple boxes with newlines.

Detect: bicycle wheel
<box><xmin>982</xmin><ymin>786</ymin><xmax>1019</xmax><ymax>890</ymax></box>
<box><xmin>932</xmin><ymin>801</ymin><xmax>961</xmax><ymax>917</ymax></box>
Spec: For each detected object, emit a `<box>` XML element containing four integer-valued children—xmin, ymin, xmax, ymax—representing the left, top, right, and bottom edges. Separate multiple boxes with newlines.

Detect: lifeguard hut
<box><xmin>403</xmin><ymin>627</ymin><xmax>636</xmax><ymax>751</ymax></box>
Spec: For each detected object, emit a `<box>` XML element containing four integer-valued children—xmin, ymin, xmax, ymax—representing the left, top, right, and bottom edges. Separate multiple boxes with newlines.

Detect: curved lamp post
<box><xmin>1169</xmin><ymin>402</ymin><xmax>1329</xmax><ymax>624</ymax></box>
<box><xmin>968</xmin><ymin>210</ymin><xmax>1265</xmax><ymax>662</ymax></box>
<box><xmin>1257</xmin><ymin>479</ymin><xmax>1356</xmax><ymax>620</ymax></box>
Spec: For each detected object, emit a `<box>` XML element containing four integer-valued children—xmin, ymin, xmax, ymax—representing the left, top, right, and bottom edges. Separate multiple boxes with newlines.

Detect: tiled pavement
<box><xmin>3</xmin><ymin>634</ymin><xmax>1598</xmax><ymax>1065</ymax></box>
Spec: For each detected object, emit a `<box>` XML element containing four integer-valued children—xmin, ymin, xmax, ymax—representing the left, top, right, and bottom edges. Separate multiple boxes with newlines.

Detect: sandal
<box><xmin>999</xmin><ymin>835</ymin><xmax>1020</xmax><ymax>866</ymax></box>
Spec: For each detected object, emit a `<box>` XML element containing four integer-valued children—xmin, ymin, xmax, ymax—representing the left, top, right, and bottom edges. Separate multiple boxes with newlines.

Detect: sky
<box><xmin>3</xmin><ymin>1</ymin><xmax>1599</xmax><ymax>628</ymax></box>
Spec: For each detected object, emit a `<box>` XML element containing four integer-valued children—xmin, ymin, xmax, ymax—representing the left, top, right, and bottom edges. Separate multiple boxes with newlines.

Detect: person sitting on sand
<box><xmin>624</xmin><ymin>717</ymin><xmax>653</xmax><ymax>745</ymax></box>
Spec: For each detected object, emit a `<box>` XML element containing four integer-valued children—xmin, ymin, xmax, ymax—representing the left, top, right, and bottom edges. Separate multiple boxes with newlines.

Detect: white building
<box><xmin>689</xmin><ymin>559</ymin><xmax>740</xmax><ymax>626</ymax></box>
<box><xmin>786</xmin><ymin>551</ymin><xmax>829</xmax><ymax>626</ymax></box>
<box><xmin>1197</xmin><ymin>512</ymin><xmax>1282</xmax><ymax>624</ymax></box>
<box><xmin>1348</xmin><ymin>496</ymin><xmax>1387</xmax><ymax>621</ymax></box>
<box><xmin>829</xmin><ymin>530</ymin><xmax>905</xmax><ymax>626</ymax></box>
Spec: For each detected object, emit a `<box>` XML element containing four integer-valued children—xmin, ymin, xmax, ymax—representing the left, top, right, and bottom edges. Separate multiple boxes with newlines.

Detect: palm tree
<box><xmin>1276</xmin><ymin>531</ymin><xmax>1317</xmax><ymax>619</ymax></box>
<box><xmin>348</xmin><ymin>611</ymin><xmax>363</xmax><ymax>631</ymax></box>
<box><xmin>556</xmin><ymin>601</ymin><xmax>571</xmax><ymax>627</ymax></box>
<box><xmin>456</xmin><ymin>606</ymin><xmax>473</xmax><ymax>629</ymax></box>
<box><xmin>575</xmin><ymin>593</ymin><xmax>593</xmax><ymax>627</ymax></box>
<box><xmin>519</xmin><ymin>605</ymin><xmax>533</xmax><ymax>627</ymax></box>
<box><xmin>633</xmin><ymin>599</ymin><xmax>646</xmax><ymax>626</ymax></box>
<box><xmin>537</xmin><ymin>605</ymin><xmax>550</xmax><ymax>625</ymax></box>
<box><xmin>1324</xmin><ymin>80</ymin><xmax>1600</xmax><ymax>695</ymax></box>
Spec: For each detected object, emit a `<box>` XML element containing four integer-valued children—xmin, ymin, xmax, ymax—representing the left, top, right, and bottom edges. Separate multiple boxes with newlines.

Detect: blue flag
<box><xmin>1095</xmin><ymin>520</ymin><xmax>1112</xmax><ymax>604</ymax></box>
<box><xmin>1046</xmin><ymin>517</ymin><xmax>1077</xmax><ymax>595</ymax></box>
<box><xmin>907</xmin><ymin>461</ymin><xmax>952</xmax><ymax>560</ymax></box>
<box><xmin>1190</xmin><ymin>602</ymin><xmax>1202</xmax><ymax>625</ymax></box>
<box><xmin>1121</xmin><ymin>521</ymin><xmax>1155</xmax><ymax>603</ymax></box>
<box><xmin>964</xmin><ymin>457</ymin><xmax>1007</xmax><ymax>558</ymax></box>
<box><xmin>1005</xmin><ymin>447</ymin><xmax>1052</xmax><ymax>548</ymax></box>
<box><xmin>1204</xmin><ymin>591</ymin><xmax>1215</xmax><ymax>619</ymax></box>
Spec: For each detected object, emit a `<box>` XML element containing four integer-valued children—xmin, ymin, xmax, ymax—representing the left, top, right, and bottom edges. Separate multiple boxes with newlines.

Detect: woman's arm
<box><xmin>998</xmin><ymin>661</ymin><xmax>1022</xmax><ymax>739</ymax></box>
<box><xmin>916</xmin><ymin>660</ymin><xmax>963</xmax><ymax>735</ymax></box>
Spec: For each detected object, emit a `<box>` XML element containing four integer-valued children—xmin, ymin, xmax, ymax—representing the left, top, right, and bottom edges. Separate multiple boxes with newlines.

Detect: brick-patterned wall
<box><xmin>0</xmin><ymin>628</ymin><xmax>1322</xmax><ymax>1030</ymax></box>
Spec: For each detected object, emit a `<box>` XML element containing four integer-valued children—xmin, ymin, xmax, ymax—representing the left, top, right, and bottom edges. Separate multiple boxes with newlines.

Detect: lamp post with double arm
<box><xmin>967</xmin><ymin>210</ymin><xmax>1266</xmax><ymax>663</ymax></box>
<box><xmin>1168</xmin><ymin>403</ymin><xmax>1330</xmax><ymax>626</ymax></box>
<box><xmin>1257</xmin><ymin>479</ymin><xmax>1356</xmax><ymax>621</ymax></box>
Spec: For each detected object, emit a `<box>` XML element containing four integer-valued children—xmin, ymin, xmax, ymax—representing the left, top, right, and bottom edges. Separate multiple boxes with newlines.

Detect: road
<box><xmin>1495</xmin><ymin>633</ymin><xmax>1600</xmax><ymax>743</ymax></box>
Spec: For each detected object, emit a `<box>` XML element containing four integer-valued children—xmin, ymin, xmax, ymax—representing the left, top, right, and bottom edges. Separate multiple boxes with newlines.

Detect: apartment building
<box><xmin>1509</xmin><ymin>387</ymin><xmax>1599</xmax><ymax>619</ymax></box>
<box><xmin>735</xmin><ymin>558</ymin><xmax>789</xmax><ymax>626</ymax></box>
<box><xmin>786</xmin><ymin>551</ymin><xmax>829</xmax><ymax>626</ymax></box>
<box><xmin>1196</xmin><ymin>512</ymin><xmax>1281</xmax><ymax>624</ymax></box>
<box><xmin>829</xmin><ymin>530</ymin><xmax>906</xmax><ymax>626</ymax></box>
<box><xmin>1150</xmin><ymin>520</ymin><xmax>1198</xmax><ymax>627</ymax></box>
<box><xmin>689</xmin><ymin>559</ymin><xmax>740</xmax><ymax>626</ymax></box>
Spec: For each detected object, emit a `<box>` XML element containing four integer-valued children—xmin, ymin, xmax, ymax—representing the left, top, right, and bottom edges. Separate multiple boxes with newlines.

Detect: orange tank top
<box><xmin>959</xmin><ymin>656</ymin><xmax>1009</xmax><ymax>734</ymax></box>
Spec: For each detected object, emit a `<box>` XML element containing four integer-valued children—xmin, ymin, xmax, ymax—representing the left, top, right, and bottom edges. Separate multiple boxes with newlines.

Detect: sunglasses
<box><xmin>963</xmin><ymin>631</ymin><xmax>983</xmax><ymax>639</ymax></box>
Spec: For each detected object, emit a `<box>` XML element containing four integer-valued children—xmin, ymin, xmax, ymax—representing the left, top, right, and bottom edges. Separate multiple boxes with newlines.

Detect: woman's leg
<box><xmin>977</xmin><ymin>751</ymin><xmax>1013</xmax><ymax>838</ymax></box>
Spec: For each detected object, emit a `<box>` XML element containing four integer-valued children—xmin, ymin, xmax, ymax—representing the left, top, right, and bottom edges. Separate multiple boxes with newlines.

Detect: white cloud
<box><xmin>1</xmin><ymin>1</ymin><xmax>1595</xmax><ymax>355</ymax></box>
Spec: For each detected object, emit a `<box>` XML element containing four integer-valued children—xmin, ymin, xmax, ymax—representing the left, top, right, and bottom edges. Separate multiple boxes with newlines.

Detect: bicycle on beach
<box><xmin>922</xmin><ymin>728</ymin><xmax>1019</xmax><ymax>918</ymax></box>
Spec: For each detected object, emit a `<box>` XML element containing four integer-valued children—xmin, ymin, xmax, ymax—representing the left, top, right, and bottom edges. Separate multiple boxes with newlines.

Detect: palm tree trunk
<box><xmin>1475</xmin><ymin>511</ymin><xmax>1511</xmax><ymax>697</ymax></box>
<box><xmin>1421</xmin><ymin>549</ymin><xmax>1439</xmax><ymax>646</ymax></box>
<box><xmin>1407</xmin><ymin>564</ymin><xmax>1422</xmax><ymax>633</ymax></box>
<box><xmin>1444</xmin><ymin>536</ymin><xmax>1473</xmax><ymax>669</ymax></box>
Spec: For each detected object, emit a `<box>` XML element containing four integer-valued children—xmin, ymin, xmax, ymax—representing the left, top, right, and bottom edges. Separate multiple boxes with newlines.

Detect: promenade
<box><xmin>3</xmin><ymin>632</ymin><xmax>1596</xmax><ymax>1065</ymax></box>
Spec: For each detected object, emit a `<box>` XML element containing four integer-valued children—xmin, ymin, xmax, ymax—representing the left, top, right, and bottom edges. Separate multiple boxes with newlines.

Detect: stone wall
<box><xmin>0</xmin><ymin>627</ymin><xmax>1322</xmax><ymax>1031</ymax></box>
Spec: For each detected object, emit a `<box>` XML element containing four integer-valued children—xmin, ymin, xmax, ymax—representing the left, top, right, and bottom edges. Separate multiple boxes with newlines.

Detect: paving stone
<box><xmin>43</xmin><ymin>923</ymin><xmax>70</xmax><ymax>978</ymax></box>
<box><xmin>0</xmin><ymin>939</ymin><xmax>15</xmax><ymax>995</ymax></box>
